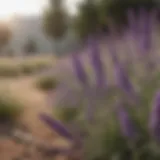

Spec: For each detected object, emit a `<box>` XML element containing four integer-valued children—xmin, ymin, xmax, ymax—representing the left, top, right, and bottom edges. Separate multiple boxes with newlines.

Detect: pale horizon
<box><xmin>0</xmin><ymin>0</ymin><xmax>82</xmax><ymax>20</ymax></box>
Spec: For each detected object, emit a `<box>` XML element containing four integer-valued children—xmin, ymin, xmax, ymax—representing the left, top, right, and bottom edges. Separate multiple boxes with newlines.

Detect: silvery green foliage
<box><xmin>40</xmin><ymin>8</ymin><xmax>160</xmax><ymax>160</ymax></box>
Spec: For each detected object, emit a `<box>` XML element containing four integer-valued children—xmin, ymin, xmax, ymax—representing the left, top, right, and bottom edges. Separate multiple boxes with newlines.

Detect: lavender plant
<box><xmin>40</xmin><ymin>8</ymin><xmax>160</xmax><ymax>160</ymax></box>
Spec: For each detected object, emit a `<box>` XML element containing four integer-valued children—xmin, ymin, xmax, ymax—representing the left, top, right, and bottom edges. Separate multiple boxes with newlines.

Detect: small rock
<box><xmin>11</xmin><ymin>129</ymin><xmax>34</xmax><ymax>146</ymax></box>
<box><xmin>11</xmin><ymin>130</ymin><xmax>25</xmax><ymax>144</ymax></box>
<box><xmin>23</xmin><ymin>134</ymin><xmax>33</xmax><ymax>146</ymax></box>
<box><xmin>17</xmin><ymin>124</ymin><xmax>30</xmax><ymax>133</ymax></box>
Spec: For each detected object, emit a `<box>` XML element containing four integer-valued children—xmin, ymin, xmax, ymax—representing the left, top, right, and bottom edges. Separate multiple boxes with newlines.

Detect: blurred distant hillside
<box><xmin>8</xmin><ymin>15</ymin><xmax>79</xmax><ymax>55</ymax></box>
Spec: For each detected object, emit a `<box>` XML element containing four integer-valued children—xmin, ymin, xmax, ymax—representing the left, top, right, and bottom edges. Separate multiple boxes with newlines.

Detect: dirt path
<box><xmin>0</xmin><ymin>76</ymin><xmax>68</xmax><ymax>160</ymax></box>
<box><xmin>1</xmin><ymin>77</ymin><xmax>51</xmax><ymax>137</ymax></box>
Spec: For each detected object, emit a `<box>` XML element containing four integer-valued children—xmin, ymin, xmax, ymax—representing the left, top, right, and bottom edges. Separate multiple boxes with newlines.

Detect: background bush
<box><xmin>73</xmin><ymin>0</ymin><xmax>100</xmax><ymax>40</ymax></box>
<box><xmin>35</xmin><ymin>75</ymin><xmax>59</xmax><ymax>91</ymax></box>
<box><xmin>0</xmin><ymin>92</ymin><xmax>23</xmax><ymax>124</ymax></box>
<box><xmin>73</xmin><ymin>0</ymin><xmax>159</xmax><ymax>39</ymax></box>
<box><xmin>20</xmin><ymin>63</ymin><xmax>38</xmax><ymax>74</ymax></box>
<box><xmin>0</xmin><ymin>64</ymin><xmax>20</xmax><ymax>77</ymax></box>
<box><xmin>0</xmin><ymin>57</ymin><xmax>53</xmax><ymax>77</ymax></box>
<box><xmin>105</xmin><ymin>0</ymin><xmax>157</xmax><ymax>27</ymax></box>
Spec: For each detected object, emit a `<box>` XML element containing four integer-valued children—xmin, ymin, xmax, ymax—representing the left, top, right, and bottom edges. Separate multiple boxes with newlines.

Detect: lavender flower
<box><xmin>106</xmin><ymin>35</ymin><xmax>119</xmax><ymax>64</ymax></box>
<box><xmin>40</xmin><ymin>114</ymin><xmax>84</xmax><ymax>158</ymax></box>
<box><xmin>72</xmin><ymin>53</ymin><xmax>88</xmax><ymax>86</ymax></box>
<box><xmin>114</xmin><ymin>61</ymin><xmax>137</xmax><ymax>102</ymax></box>
<box><xmin>138</xmin><ymin>8</ymin><xmax>148</xmax><ymax>34</ymax></box>
<box><xmin>143</xmin><ymin>10</ymin><xmax>158</xmax><ymax>72</ymax></box>
<box><xmin>127</xmin><ymin>9</ymin><xmax>141</xmax><ymax>60</ymax></box>
<box><xmin>115</xmin><ymin>63</ymin><xmax>132</xmax><ymax>89</ymax></box>
<box><xmin>116</xmin><ymin>103</ymin><xmax>137</xmax><ymax>139</ymax></box>
<box><xmin>127</xmin><ymin>9</ymin><xmax>139</xmax><ymax>40</ymax></box>
<box><xmin>127</xmin><ymin>9</ymin><xmax>153</xmax><ymax>62</ymax></box>
<box><xmin>88</xmin><ymin>37</ymin><xmax>106</xmax><ymax>88</ymax></box>
<box><xmin>149</xmin><ymin>91</ymin><xmax>160</xmax><ymax>142</ymax></box>
<box><xmin>140</xmin><ymin>10</ymin><xmax>152</xmax><ymax>55</ymax></box>
<box><xmin>40</xmin><ymin>114</ymin><xmax>73</xmax><ymax>140</ymax></box>
<box><xmin>106</xmin><ymin>34</ymin><xmax>138</xmax><ymax>103</ymax></box>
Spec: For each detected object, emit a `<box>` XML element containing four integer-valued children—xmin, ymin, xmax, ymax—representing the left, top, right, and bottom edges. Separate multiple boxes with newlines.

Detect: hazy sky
<box><xmin>0</xmin><ymin>0</ymin><xmax>81</xmax><ymax>19</ymax></box>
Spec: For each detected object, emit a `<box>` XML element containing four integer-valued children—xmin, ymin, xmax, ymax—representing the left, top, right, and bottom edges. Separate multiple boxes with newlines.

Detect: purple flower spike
<box><xmin>142</xmin><ymin>12</ymin><xmax>152</xmax><ymax>54</ymax></box>
<box><xmin>116</xmin><ymin>103</ymin><xmax>137</xmax><ymax>139</ymax></box>
<box><xmin>88</xmin><ymin>37</ymin><xmax>106</xmax><ymax>88</ymax></box>
<box><xmin>149</xmin><ymin>91</ymin><xmax>160</xmax><ymax>142</ymax></box>
<box><xmin>40</xmin><ymin>114</ymin><xmax>73</xmax><ymax>140</ymax></box>
<box><xmin>138</xmin><ymin>8</ymin><xmax>154</xmax><ymax>55</ymax></box>
<box><xmin>127</xmin><ymin>9</ymin><xmax>139</xmax><ymax>39</ymax></box>
<box><xmin>72</xmin><ymin>54</ymin><xmax>88</xmax><ymax>86</ymax></box>
<box><xmin>115</xmin><ymin>62</ymin><xmax>137</xmax><ymax>101</ymax></box>
<box><xmin>106</xmin><ymin>35</ymin><xmax>119</xmax><ymax>64</ymax></box>
<box><xmin>115</xmin><ymin>64</ymin><xmax>132</xmax><ymax>90</ymax></box>
<box><xmin>107</xmin><ymin>35</ymin><xmax>138</xmax><ymax>103</ymax></box>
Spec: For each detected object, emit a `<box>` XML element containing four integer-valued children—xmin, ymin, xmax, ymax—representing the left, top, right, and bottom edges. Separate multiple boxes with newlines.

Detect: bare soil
<box><xmin>0</xmin><ymin>76</ymin><xmax>68</xmax><ymax>160</ymax></box>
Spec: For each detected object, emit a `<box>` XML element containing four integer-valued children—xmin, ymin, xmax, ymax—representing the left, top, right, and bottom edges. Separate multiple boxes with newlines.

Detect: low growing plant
<box><xmin>0</xmin><ymin>92</ymin><xmax>23</xmax><ymax>125</ymax></box>
<box><xmin>35</xmin><ymin>75</ymin><xmax>59</xmax><ymax>91</ymax></box>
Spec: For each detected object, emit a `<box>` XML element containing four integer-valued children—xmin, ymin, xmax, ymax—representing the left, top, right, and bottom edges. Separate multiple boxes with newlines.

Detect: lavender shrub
<box><xmin>40</xmin><ymin>8</ymin><xmax>160</xmax><ymax>160</ymax></box>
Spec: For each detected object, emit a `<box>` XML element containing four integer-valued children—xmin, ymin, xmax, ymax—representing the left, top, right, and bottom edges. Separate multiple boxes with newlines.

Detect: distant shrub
<box><xmin>0</xmin><ymin>92</ymin><xmax>23</xmax><ymax>124</ymax></box>
<box><xmin>21</xmin><ymin>60</ymin><xmax>52</xmax><ymax>75</ymax></box>
<box><xmin>21</xmin><ymin>63</ymin><xmax>37</xmax><ymax>74</ymax></box>
<box><xmin>34</xmin><ymin>62</ymin><xmax>51</xmax><ymax>71</ymax></box>
<box><xmin>0</xmin><ymin>57</ymin><xmax>53</xmax><ymax>77</ymax></box>
<box><xmin>0</xmin><ymin>65</ymin><xmax>20</xmax><ymax>77</ymax></box>
<box><xmin>35</xmin><ymin>76</ymin><xmax>58</xmax><ymax>91</ymax></box>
